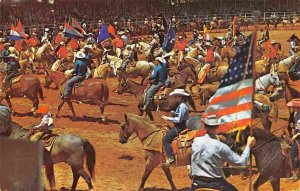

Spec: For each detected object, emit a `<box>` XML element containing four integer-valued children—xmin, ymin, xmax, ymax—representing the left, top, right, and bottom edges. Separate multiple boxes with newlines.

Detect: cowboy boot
<box><xmin>287</xmin><ymin>169</ymin><xmax>299</xmax><ymax>182</ymax></box>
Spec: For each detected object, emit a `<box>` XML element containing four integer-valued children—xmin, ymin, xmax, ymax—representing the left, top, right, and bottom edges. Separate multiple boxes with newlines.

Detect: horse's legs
<box><xmin>5</xmin><ymin>96</ymin><xmax>13</xmax><ymax>112</ymax></box>
<box><xmin>56</xmin><ymin>100</ymin><xmax>66</xmax><ymax>117</ymax></box>
<box><xmin>71</xmin><ymin>166</ymin><xmax>93</xmax><ymax>190</ymax></box>
<box><xmin>161</xmin><ymin>165</ymin><xmax>177</xmax><ymax>191</ymax></box>
<box><xmin>146</xmin><ymin>108</ymin><xmax>154</xmax><ymax>121</ymax></box>
<box><xmin>71</xmin><ymin>167</ymin><xmax>80</xmax><ymax>191</ymax></box>
<box><xmin>270</xmin><ymin>176</ymin><xmax>280</xmax><ymax>191</ymax></box>
<box><xmin>66</xmin><ymin>100</ymin><xmax>76</xmax><ymax>117</ymax></box>
<box><xmin>139</xmin><ymin>159</ymin><xmax>158</xmax><ymax>191</ymax></box>
<box><xmin>27</xmin><ymin>94</ymin><xmax>39</xmax><ymax>113</ymax></box>
<box><xmin>253</xmin><ymin>175</ymin><xmax>269</xmax><ymax>191</ymax></box>
<box><xmin>141</xmin><ymin>77</ymin><xmax>145</xmax><ymax>85</ymax></box>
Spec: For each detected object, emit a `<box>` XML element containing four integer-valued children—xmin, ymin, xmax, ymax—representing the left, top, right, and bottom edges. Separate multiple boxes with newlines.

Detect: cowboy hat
<box><xmin>4</xmin><ymin>43</ymin><xmax>11</xmax><ymax>46</ymax></box>
<box><xmin>8</xmin><ymin>54</ymin><xmax>18</xmax><ymax>59</ymax></box>
<box><xmin>287</xmin><ymin>98</ymin><xmax>300</xmax><ymax>108</ymax></box>
<box><xmin>75</xmin><ymin>51</ymin><xmax>86</xmax><ymax>59</ymax></box>
<box><xmin>88</xmin><ymin>32</ymin><xmax>93</xmax><ymax>36</ymax></box>
<box><xmin>127</xmin><ymin>19</ymin><xmax>132</xmax><ymax>22</ymax></box>
<box><xmin>155</xmin><ymin>57</ymin><xmax>166</xmax><ymax>64</ymax></box>
<box><xmin>0</xmin><ymin>38</ymin><xmax>5</xmax><ymax>43</ymax></box>
<box><xmin>59</xmin><ymin>41</ymin><xmax>65</xmax><ymax>46</ymax></box>
<box><xmin>36</xmin><ymin>105</ymin><xmax>49</xmax><ymax>115</ymax></box>
<box><xmin>270</xmin><ymin>40</ymin><xmax>277</xmax><ymax>44</ymax></box>
<box><xmin>45</xmin><ymin>28</ymin><xmax>49</xmax><ymax>32</ymax></box>
<box><xmin>32</xmin><ymin>32</ymin><xmax>37</xmax><ymax>36</ymax></box>
<box><xmin>169</xmin><ymin>89</ymin><xmax>190</xmax><ymax>96</ymax></box>
<box><xmin>59</xmin><ymin>25</ymin><xmax>64</xmax><ymax>30</ymax></box>
<box><xmin>205</xmin><ymin>41</ymin><xmax>213</xmax><ymax>47</ymax></box>
<box><xmin>117</xmin><ymin>31</ymin><xmax>125</xmax><ymax>35</ymax></box>
<box><xmin>202</xmin><ymin>115</ymin><xmax>220</xmax><ymax>127</ymax></box>
<box><xmin>84</xmin><ymin>44</ymin><xmax>93</xmax><ymax>49</ymax></box>
<box><xmin>162</xmin><ymin>52</ymin><xmax>174</xmax><ymax>58</ymax></box>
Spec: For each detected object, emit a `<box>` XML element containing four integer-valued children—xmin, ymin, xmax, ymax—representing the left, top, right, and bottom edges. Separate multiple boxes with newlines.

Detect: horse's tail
<box><xmin>44</xmin><ymin>151</ymin><xmax>56</xmax><ymax>189</ymax></box>
<box><xmin>37</xmin><ymin>79</ymin><xmax>44</xmax><ymax>101</ymax></box>
<box><xmin>103</xmin><ymin>83</ymin><xmax>110</xmax><ymax>105</ymax></box>
<box><xmin>83</xmin><ymin>138</ymin><xmax>96</xmax><ymax>180</ymax></box>
<box><xmin>187</xmin><ymin>96</ymin><xmax>197</xmax><ymax>112</ymax></box>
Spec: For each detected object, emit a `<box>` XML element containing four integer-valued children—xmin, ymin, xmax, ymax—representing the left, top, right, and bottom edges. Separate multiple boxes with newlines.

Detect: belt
<box><xmin>193</xmin><ymin>176</ymin><xmax>219</xmax><ymax>181</ymax></box>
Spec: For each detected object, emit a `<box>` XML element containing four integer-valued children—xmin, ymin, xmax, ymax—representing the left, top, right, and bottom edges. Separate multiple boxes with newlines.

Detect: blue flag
<box><xmin>162</xmin><ymin>26</ymin><xmax>175</xmax><ymax>52</ymax></box>
<box><xmin>97</xmin><ymin>24</ymin><xmax>110</xmax><ymax>43</ymax></box>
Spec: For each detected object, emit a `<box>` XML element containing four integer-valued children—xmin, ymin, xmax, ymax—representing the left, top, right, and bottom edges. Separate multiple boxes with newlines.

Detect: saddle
<box><xmin>3</xmin><ymin>74</ymin><xmax>22</xmax><ymax>86</ymax></box>
<box><xmin>72</xmin><ymin>81</ymin><xmax>84</xmax><ymax>95</ymax></box>
<box><xmin>29</xmin><ymin>130</ymin><xmax>58</xmax><ymax>152</ymax></box>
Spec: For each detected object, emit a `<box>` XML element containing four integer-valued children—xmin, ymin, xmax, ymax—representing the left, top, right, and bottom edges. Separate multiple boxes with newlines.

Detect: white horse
<box><xmin>138</xmin><ymin>41</ymin><xmax>163</xmax><ymax>60</ymax></box>
<box><xmin>35</xmin><ymin>40</ymin><xmax>54</xmax><ymax>61</ymax></box>
<box><xmin>255</xmin><ymin>72</ymin><xmax>281</xmax><ymax>94</ymax></box>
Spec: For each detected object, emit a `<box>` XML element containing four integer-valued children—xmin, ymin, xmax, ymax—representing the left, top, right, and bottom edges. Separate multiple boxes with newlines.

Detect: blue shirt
<box><xmin>191</xmin><ymin>134</ymin><xmax>250</xmax><ymax>178</ymax></box>
<box><xmin>149</xmin><ymin>63</ymin><xmax>168</xmax><ymax>85</ymax></box>
<box><xmin>165</xmin><ymin>102</ymin><xmax>189</xmax><ymax>124</ymax></box>
<box><xmin>72</xmin><ymin>59</ymin><xmax>87</xmax><ymax>77</ymax></box>
<box><xmin>1</xmin><ymin>49</ymin><xmax>10</xmax><ymax>61</ymax></box>
<box><xmin>8</xmin><ymin>61</ymin><xmax>20</xmax><ymax>73</ymax></box>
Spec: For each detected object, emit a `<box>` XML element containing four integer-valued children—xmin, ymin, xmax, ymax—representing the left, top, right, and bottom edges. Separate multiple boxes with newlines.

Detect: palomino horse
<box><xmin>138</xmin><ymin>41</ymin><xmax>163</xmax><ymax>61</ymax></box>
<box><xmin>273</xmin><ymin>55</ymin><xmax>298</xmax><ymax>83</ymax></box>
<box><xmin>65</xmin><ymin>63</ymin><xmax>113</xmax><ymax>80</ymax></box>
<box><xmin>0</xmin><ymin>72</ymin><xmax>44</xmax><ymax>114</ymax></box>
<box><xmin>117</xmin><ymin>80</ymin><xmax>196</xmax><ymax>121</ymax></box>
<box><xmin>119</xmin><ymin>114</ymin><xmax>193</xmax><ymax>191</ymax></box>
<box><xmin>35</xmin><ymin>41</ymin><xmax>55</xmax><ymax>71</ymax></box>
<box><xmin>44</xmin><ymin>70</ymin><xmax>109</xmax><ymax>122</ymax></box>
<box><xmin>224</xmin><ymin>127</ymin><xmax>286</xmax><ymax>191</ymax></box>
<box><xmin>3</xmin><ymin>122</ymin><xmax>95</xmax><ymax>191</ymax></box>
<box><xmin>103</xmin><ymin>54</ymin><xmax>155</xmax><ymax>88</ymax></box>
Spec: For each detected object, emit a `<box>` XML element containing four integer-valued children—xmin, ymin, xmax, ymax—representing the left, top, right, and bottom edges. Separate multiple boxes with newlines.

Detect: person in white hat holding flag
<box><xmin>161</xmin><ymin>89</ymin><xmax>190</xmax><ymax>164</ymax></box>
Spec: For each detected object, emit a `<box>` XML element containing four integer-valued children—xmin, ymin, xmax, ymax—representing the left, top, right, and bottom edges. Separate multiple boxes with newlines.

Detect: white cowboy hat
<box><xmin>45</xmin><ymin>28</ymin><xmax>49</xmax><ymax>32</ymax></box>
<box><xmin>155</xmin><ymin>57</ymin><xmax>166</xmax><ymax>64</ymax></box>
<box><xmin>75</xmin><ymin>51</ymin><xmax>86</xmax><ymax>59</ymax></box>
<box><xmin>162</xmin><ymin>52</ymin><xmax>174</xmax><ymax>58</ymax></box>
<box><xmin>169</xmin><ymin>89</ymin><xmax>190</xmax><ymax>96</ymax></box>
<box><xmin>8</xmin><ymin>54</ymin><xmax>18</xmax><ymax>59</ymax></box>
<box><xmin>198</xmin><ymin>35</ymin><xmax>204</xmax><ymax>40</ymax></box>
<box><xmin>59</xmin><ymin>25</ymin><xmax>64</xmax><ymax>30</ymax></box>
<box><xmin>270</xmin><ymin>40</ymin><xmax>277</xmax><ymax>44</ymax></box>
<box><xmin>4</xmin><ymin>43</ymin><xmax>11</xmax><ymax>46</ymax></box>
<box><xmin>88</xmin><ymin>32</ymin><xmax>93</xmax><ymax>36</ymax></box>
<box><xmin>84</xmin><ymin>45</ymin><xmax>93</xmax><ymax>49</ymax></box>
<box><xmin>216</xmin><ymin>36</ymin><xmax>224</xmax><ymax>40</ymax></box>
<box><xmin>117</xmin><ymin>31</ymin><xmax>125</xmax><ymax>35</ymax></box>
<box><xmin>202</xmin><ymin>115</ymin><xmax>220</xmax><ymax>126</ymax></box>
<box><xmin>0</xmin><ymin>38</ymin><xmax>5</xmax><ymax>43</ymax></box>
<box><xmin>178</xmin><ymin>35</ymin><xmax>183</xmax><ymax>39</ymax></box>
<box><xmin>287</xmin><ymin>98</ymin><xmax>300</xmax><ymax>108</ymax></box>
<box><xmin>32</xmin><ymin>32</ymin><xmax>37</xmax><ymax>36</ymax></box>
<box><xmin>59</xmin><ymin>41</ymin><xmax>65</xmax><ymax>46</ymax></box>
<box><xmin>205</xmin><ymin>41</ymin><xmax>213</xmax><ymax>47</ymax></box>
<box><xmin>145</xmin><ymin>18</ymin><xmax>148</xmax><ymax>21</ymax></box>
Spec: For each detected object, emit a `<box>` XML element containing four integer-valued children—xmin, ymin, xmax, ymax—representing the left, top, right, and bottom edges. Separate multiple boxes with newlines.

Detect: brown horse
<box><xmin>119</xmin><ymin>114</ymin><xmax>187</xmax><ymax>191</ymax></box>
<box><xmin>116</xmin><ymin>80</ymin><xmax>196</xmax><ymax>121</ymax></box>
<box><xmin>0</xmin><ymin>72</ymin><xmax>44</xmax><ymax>114</ymax></box>
<box><xmin>44</xmin><ymin>70</ymin><xmax>109</xmax><ymax>122</ymax></box>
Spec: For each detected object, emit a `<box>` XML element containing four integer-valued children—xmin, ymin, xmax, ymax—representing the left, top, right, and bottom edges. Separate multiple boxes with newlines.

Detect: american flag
<box><xmin>203</xmin><ymin>34</ymin><xmax>255</xmax><ymax>133</ymax></box>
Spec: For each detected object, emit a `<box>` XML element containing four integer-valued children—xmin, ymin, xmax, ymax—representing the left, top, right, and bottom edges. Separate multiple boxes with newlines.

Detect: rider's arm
<box><xmin>148</xmin><ymin>67</ymin><xmax>159</xmax><ymax>80</ymax></box>
<box><xmin>164</xmin><ymin>103</ymin><xmax>188</xmax><ymax>124</ymax></box>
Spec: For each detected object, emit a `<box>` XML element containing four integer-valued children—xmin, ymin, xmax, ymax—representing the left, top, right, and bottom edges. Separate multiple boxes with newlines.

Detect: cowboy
<box><xmin>174</xmin><ymin>34</ymin><xmax>188</xmax><ymax>63</ymax></box>
<box><xmin>87</xmin><ymin>33</ymin><xmax>96</xmax><ymax>45</ymax></box>
<box><xmin>112</xmin><ymin>32</ymin><xmax>125</xmax><ymax>57</ymax></box>
<box><xmin>119</xmin><ymin>46</ymin><xmax>135</xmax><ymax>72</ymax></box>
<box><xmin>162</xmin><ymin>89</ymin><xmax>190</xmax><ymax>164</ymax></box>
<box><xmin>55</xmin><ymin>41</ymin><xmax>68</xmax><ymax>60</ymax></box>
<box><xmin>143</xmin><ymin>57</ymin><xmax>168</xmax><ymax>111</ymax></box>
<box><xmin>190</xmin><ymin>115</ymin><xmax>256</xmax><ymax>191</ymax></box>
<box><xmin>149</xmin><ymin>33</ymin><xmax>160</xmax><ymax>56</ymax></box>
<box><xmin>29</xmin><ymin>105</ymin><xmax>54</xmax><ymax>142</ymax></box>
<box><xmin>288</xmin><ymin>34</ymin><xmax>300</xmax><ymax>56</ymax></box>
<box><xmin>233</xmin><ymin>25</ymin><xmax>246</xmax><ymax>48</ymax></box>
<box><xmin>288</xmin><ymin>56</ymin><xmax>300</xmax><ymax>81</ymax></box>
<box><xmin>3</xmin><ymin>54</ymin><xmax>20</xmax><ymax>92</ymax></box>
<box><xmin>41</xmin><ymin>28</ymin><xmax>50</xmax><ymax>43</ymax></box>
<box><xmin>189</xmin><ymin>29</ymin><xmax>199</xmax><ymax>46</ymax></box>
<box><xmin>54</xmin><ymin>26</ymin><xmax>64</xmax><ymax>44</ymax></box>
<box><xmin>1</xmin><ymin>43</ymin><xmax>11</xmax><ymax>72</ymax></box>
<box><xmin>82</xmin><ymin>45</ymin><xmax>93</xmax><ymax>78</ymax></box>
<box><xmin>61</xmin><ymin>51</ymin><xmax>87</xmax><ymax>100</ymax></box>
<box><xmin>286</xmin><ymin>99</ymin><xmax>300</xmax><ymax>181</ymax></box>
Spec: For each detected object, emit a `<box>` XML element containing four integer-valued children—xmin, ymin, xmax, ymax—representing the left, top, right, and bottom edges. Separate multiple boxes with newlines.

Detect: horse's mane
<box><xmin>286</xmin><ymin>84</ymin><xmax>300</xmax><ymax>99</ymax></box>
<box><xmin>253</xmin><ymin>128</ymin><xmax>279</xmax><ymax>142</ymax></box>
<box><xmin>128</xmin><ymin>80</ymin><xmax>144</xmax><ymax>87</ymax></box>
<box><xmin>127</xmin><ymin>114</ymin><xmax>160</xmax><ymax>131</ymax></box>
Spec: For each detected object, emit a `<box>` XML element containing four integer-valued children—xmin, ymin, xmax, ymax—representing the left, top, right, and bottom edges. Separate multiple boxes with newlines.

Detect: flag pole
<box><xmin>248</xmin><ymin>10</ymin><xmax>260</xmax><ymax>191</ymax></box>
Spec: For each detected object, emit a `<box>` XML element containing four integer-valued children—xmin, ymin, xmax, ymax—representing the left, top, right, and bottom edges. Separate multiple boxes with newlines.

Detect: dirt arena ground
<box><xmin>8</xmin><ymin>26</ymin><xmax>300</xmax><ymax>191</ymax></box>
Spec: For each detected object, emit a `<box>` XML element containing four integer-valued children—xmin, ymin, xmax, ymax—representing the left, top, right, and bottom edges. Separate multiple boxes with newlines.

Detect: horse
<box><xmin>35</xmin><ymin>41</ymin><xmax>55</xmax><ymax>71</ymax></box>
<box><xmin>282</xmin><ymin>16</ymin><xmax>299</xmax><ymax>29</ymax></box>
<box><xmin>44</xmin><ymin>70</ymin><xmax>109</xmax><ymax>122</ymax></box>
<box><xmin>103</xmin><ymin>54</ymin><xmax>155</xmax><ymax>89</ymax></box>
<box><xmin>224</xmin><ymin>127</ymin><xmax>286</xmax><ymax>191</ymax></box>
<box><xmin>0</xmin><ymin>71</ymin><xmax>44</xmax><ymax>114</ymax></box>
<box><xmin>273</xmin><ymin>55</ymin><xmax>298</xmax><ymax>83</ymax></box>
<box><xmin>116</xmin><ymin>80</ymin><xmax>196</xmax><ymax>121</ymax></box>
<box><xmin>119</xmin><ymin>113</ymin><xmax>192</xmax><ymax>191</ymax></box>
<box><xmin>138</xmin><ymin>41</ymin><xmax>163</xmax><ymax>62</ymax></box>
<box><xmin>2</xmin><ymin>121</ymin><xmax>95</xmax><ymax>191</ymax></box>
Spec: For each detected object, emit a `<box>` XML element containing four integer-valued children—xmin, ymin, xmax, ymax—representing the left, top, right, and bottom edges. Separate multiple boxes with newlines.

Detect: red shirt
<box><xmin>264</xmin><ymin>42</ymin><xmax>277</xmax><ymax>59</ymax></box>
<box><xmin>205</xmin><ymin>49</ymin><xmax>215</xmax><ymax>62</ymax></box>
<box><xmin>28</xmin><ymin>37</ymin><xmax>39</xmax><ymax>47</ymax></box>
<box><xmin>57</xmin><ymin>47</ymin><xmax>68</xmax><ymax>59</ymax></box>
<box><xmin>112</xmin><ymin>38</ymin><xmax>124</xmax><ymax>48</ymax></box>
<box><xmin>0</xmin><ymin>43</ymin><xmax>3</xmax><ymax>52</ymax></box>
<box><xmin>174</xmin><ymin>40</ymin><xmax>188</xmax><ymax>51</ymax></box>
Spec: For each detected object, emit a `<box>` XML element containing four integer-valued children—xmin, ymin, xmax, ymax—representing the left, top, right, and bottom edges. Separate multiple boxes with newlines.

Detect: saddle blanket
<box><xmin>2</xmin><ymin>75</ymin><xmax>22</xmax><ymax>84</ymax></box>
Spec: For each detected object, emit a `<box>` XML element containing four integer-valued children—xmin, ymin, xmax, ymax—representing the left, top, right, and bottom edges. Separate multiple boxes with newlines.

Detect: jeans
<box><xmin>190</xmin><ymin>177</ymin><xmax>238</xmax><ymax>191</ymax></box>
<box><xmin>291</xmin><ymin>139</ymin><xmax>300</xmax><ymax>168</ymax></box>
<box><xmin>121</xmin><ymin>58</ymin><xmax>131</xmax><ymax>71</ymax></box>
<box><xmin>4</xmin><ymin>72</ymin><xmax>18</xmax><ymax>88</ymax></box>
<box><xmin>63</xmin><ymin>75</ymin><xmax>85</xmax><ymax>98</ymax></box>
<box><xmin>163</xmin><ymin>121</ymin><xmax>186</xmax><ymax>158</ymax></box>
<box><xmin>144</xmin><ymin>82</ymin><xmax>164</xmax><ymax>108</ymax></box>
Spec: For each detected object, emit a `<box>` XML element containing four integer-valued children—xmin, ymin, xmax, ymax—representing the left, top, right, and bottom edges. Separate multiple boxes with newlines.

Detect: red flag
<box><xmin>17</xmin><ymin>20</ymin><xmax>22</xmax><ymax>31</ymax></box>
<box><xmin>71</xmin><ymin>19</ymin><xmax>86</xmax><ymax>35</ymax></box>
<box><xmin>15</xmin><ymin>40</ymin><xmax>23</xmax><ymax>52</ymax></box>
<box><xmin>68</xmin><ymin>38</ymin><xmax>79</xmax><ymax>50</ymax></box>
<box><xmin>0</xmin><ymin>43</ymin><xmax>3</xmax><ymax>52</ymax></box>
<box><xmin>232</xmin><ymin>16</ymin><xmax>237</xmax><ymax>37</ymax></box>
<box><xmin>108</xmin><ymin>24</ymin><xmax>117</xmax><ymax>38</ymax></box>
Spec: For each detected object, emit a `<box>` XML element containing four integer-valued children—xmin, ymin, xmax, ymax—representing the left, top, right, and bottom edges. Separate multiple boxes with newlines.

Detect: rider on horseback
<box><xmin>3</xmin><ymin>54</ymin><xmax>20</xmax><ymax>92</ymax></box>
<box><xmin>288</xmin><ymin>34</ymin><xmax>300</xmax><ymax>56</ymax></box>
<box><xmin>119</xmin><ymin>46</ymin><xmax>137</xmax><ymax>72</ymax></box>
<box><xmin>61</xmin><ymin>51</ymin><xmax>87</xmax><ymax>100</ymax></box>
<box><xmin>149</xmin><ymin>33</ymin><xmax>160</xmax><ymax>57</ymax></box>
<box><xmin>1</xmin><ymin>43</ymin><xmax>11</xmax><ymax>72</ymax></box>
<box><xmin>29</xmin><ymin>105</ymin><xmax>54</xmax><ymax>142</ymax></box>
<box><xmin>162</xmin><ymin>89</ymin><xmax>190</xmax><ymax>164</ymax></box>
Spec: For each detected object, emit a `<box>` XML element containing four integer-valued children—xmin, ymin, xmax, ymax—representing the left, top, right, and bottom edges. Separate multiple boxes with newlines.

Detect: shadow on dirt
<box><xmin>118</xmin><ymin>155</ymin><xmax>134</xmax><ymax>160</ymax></box>
<box><xmin>60</xmin><ymin>115</ymin><xmax>120</xmax><ymax>124</ymax></box>
<box><xmin>144</xmin><ymin>188</ymin><xmax>190</xmax><ymax>191</ymax></box>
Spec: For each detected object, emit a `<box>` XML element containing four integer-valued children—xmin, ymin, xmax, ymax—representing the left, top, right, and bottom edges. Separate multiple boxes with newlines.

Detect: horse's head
<box><xmin>270</xmin><ymin>71</ymin><xmax>281</xmax><ymax>87</ymax></box>
<box><xmin>119</xmin><ymin>114</ymin><xmax>134</xmax><ymax>144</ymax></box>
<box><xmin>226</xmin><ymin>126</ymin><xmax>251</xmax><ymax>150</ymax></box>
<box><xmin>116</xmin><ymin>79</ymin><xmax>129</xmax><ymax>95</ymax></box>
<box><xmin>44</xmin><ymin>70</ymin><xmax>52</xmax><ymax>88</ymax></box>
